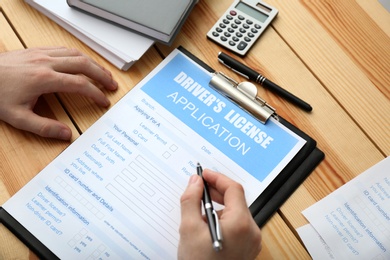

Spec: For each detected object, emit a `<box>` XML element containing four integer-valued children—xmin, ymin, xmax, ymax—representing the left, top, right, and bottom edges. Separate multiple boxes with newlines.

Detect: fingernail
<box><xmin>188</xmin><ymin>174</ymin><xmax>199</xmax><ymax>185</ymax></box>
<box><xmin>112</xmin><ymin>80</ymin><xmax>118</xmax><ymax>90</ymax></box>
<box><xmin>59</xmin><ymin>129</ymin><xmax>71</xmax><ymax>140</ymax></box>
<box><xmin>103</xmin><ymin>97</ymin><xmax>111</xmax><ymax>107</ymax></box>
<box><xmin>102</xmin><ymin>67</ymin><xmax>112</xmax><ymax>77</ymax></box>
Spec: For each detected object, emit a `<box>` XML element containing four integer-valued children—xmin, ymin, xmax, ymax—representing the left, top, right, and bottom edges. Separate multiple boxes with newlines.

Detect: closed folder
<box><xmin>67</xmin><ymin>0</ymin><xmax>198</xmax><ymax>45</ymax></box>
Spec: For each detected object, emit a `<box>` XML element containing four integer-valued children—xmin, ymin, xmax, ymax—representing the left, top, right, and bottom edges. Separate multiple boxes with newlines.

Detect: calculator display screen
<box><xmin>235</xmin><ymin>2</ymin><xmax>268</xmax><ymax>23</ymax></box>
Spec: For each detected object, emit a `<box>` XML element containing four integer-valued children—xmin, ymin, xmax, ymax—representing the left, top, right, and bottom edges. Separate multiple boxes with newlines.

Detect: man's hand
<box><xmin>178</xmin><ymin>169</ymin><xmax>262</xmax><ymax>259</ymax></box>
<box><xmin>0</xmin><ymin>47</ymin><xmax>118</xmax><ymax>140</ymax></box>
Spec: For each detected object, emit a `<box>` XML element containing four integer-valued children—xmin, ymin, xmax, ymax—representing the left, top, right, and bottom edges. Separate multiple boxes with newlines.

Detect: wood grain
<box><xmin>303</xmin><ymin>0</ymin><xmax>390</xmax><ymax>97</ymax></box>
<box><xmin>356</xmin><ymin>0</ymin><xmax>390</xmax><ymax>36</ymax></box>
<box><xmin>0</xmin><ymin>11</ymin><xmax>76</xmax><ymax>260</ymax></box>
<box><xmin>1</xmin><ymin>0</ymin><xmax>389</xmax><ymax>258</ymax></box>
<box><xmin>267</xmin><ymin>0</ymin><xmax>390</xmax><ymax>155</ymax></box>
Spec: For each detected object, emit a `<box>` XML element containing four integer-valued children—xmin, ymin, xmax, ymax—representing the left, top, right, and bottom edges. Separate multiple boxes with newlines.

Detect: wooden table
<box><xmin>1</xmin><ymin>0</ymin><xmax>389</xmax><ymax>259</ymax></box>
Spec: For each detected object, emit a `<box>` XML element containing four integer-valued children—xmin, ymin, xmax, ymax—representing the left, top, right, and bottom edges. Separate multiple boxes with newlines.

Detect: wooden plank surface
<box><xmin>264</xmin><ymin>0</ymin><xmax>390</xmax><ymax>229</ymax></box>
<box><xmin>0</xmin><ymin>13</ymin><xmax>29</xmax><ymax>260</ymax></box>
<box><xmin>0</xmin><ymin>10</ymin><xmax>76</xmax><ymax>260</ymax></box>
<box><xmin>156</xmin><ymin>0</ymin><xmax>388</xmax><ymax>229</ymax></box>
<box><xmin>1</xmin><ymin>0</ymin><xmax>389</xmax><ymax>259</ymax></box>
<box><xmin>267</xmin><ymin>0</ymin><xmax>390</xmax><ymax>155</ymax></box>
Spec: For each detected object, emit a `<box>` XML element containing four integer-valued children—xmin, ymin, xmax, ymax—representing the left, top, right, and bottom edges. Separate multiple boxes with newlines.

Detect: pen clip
<box><xmin>209</xmin><ymin>72</ymin><xmax>277</xmax><ymax>124</ymax></box>
<box><xmin>212</xmin><ymin>209</ymin><xmax>223</xmax><ymax>249</ymax></box>
<box><xmin>218</xmin><ymin>58</ymin><xmax>250</xmax><ymax>80</ymax></box>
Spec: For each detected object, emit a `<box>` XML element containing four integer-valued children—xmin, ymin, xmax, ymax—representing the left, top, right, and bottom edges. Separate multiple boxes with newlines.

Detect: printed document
<box><xmin>298</xmin><ymin>157</ymin><xmax>390</xmax><ymax>259</ymax></box>
<box><xmin>3</xmin><ymin>49</ymin><xmax>305</xmax><ymax>259</ymax></box>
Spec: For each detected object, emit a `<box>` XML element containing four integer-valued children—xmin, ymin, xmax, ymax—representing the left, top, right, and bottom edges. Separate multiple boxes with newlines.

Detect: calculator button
<box><xmin>216</xmin><ymin>27</ymin><xmax>222</xmax><ymax>32</ymax></box>
<box><xmin>234</xmin><ymin>19</ymin><xmax>242</xmax><ymax>24</ymax></box>
<box><xmin>227</xmin><ymin>28</ymin><xmax>234</xmax><ymax>33</ymax></box>
<box><xmin>247</xmin><ymin>32</ymin><xmax>254</xmax><ymax>37</ymax></box>
<box><xmin>212</xmin><ymin>32</ymin><xmax>219</xmax><ymax>37</ymax></box>
<box><xmin>246</xmin><ymin>20</ymin><xmax>253</xmax><ymax>25</ymax></box>
<box><xmin>232</xmin><ymin>36</ymin><xmax>239</xmax><ymax>42</ymax></box>
<box><xmin>243</xmin><ymin>24</ymin><xmax>249</xmax><ymax>29</ymax></box>
<box><xmin>220</xmin><ymin>36</ymin><xmax>228</xmax><ymax>41</ymax></box>
<box><xmin>254</xmin><ymin>24</ymin><xmax>261</xmax><ymax>29</ymax></box>
<box><xmin>231</xmin><ymin>24</ymin><xmax>238</xmax><ymax>29</ymax></box>
<box><xmin>230</xmin><ymin>10</ymin><xmax>237</xmax><ymax>16</ymax></box>
<box><xmin>226</xmin><ymin>15</ymin><xmax>233</xmax><ymax>20</ymax></box>
<box><xmin>238</xmin><ymin>15</ymin><xmax>245</xmax><ymax>20</ymax></box>
<box><xmin>251</xmin><ymin>28</ymin><xmax>258</xmax><ymax>33</ymax></box>
<box><xmin>223</xmin><ymin>19</ymin><xmax>230</xmax><ymax>24</ymax></box>
<box><xmin>237</xmin><ymin>41</ymin><xmax>248</xmax><ymax>50</ymax></box>
<box><xmin>239</xmin><ymin>28</ymin><xmax>246</xmax><ymax>33</ymax></box>
<box><xmin>236</xmin><ymin>32</ymin><xmax>243</xmax><ymax>38</ymax></box>
<box><xmin>219</xmin><ymin>23</ymin><xmax>226</xmax><ymax>28</ymax></box>
<box><xmin>224</xmin><ymin>32</ymin><xmax>231</xmax><ymax>37</ymax></box>
<box><xmin>229</xmin><ymin>41</ymin><xmax>236</xmax><ymax>46</ymax></box>
<box><xmin>244</xmin><ymin>37</ymin><xmax>251</xmax><ymax>42</ymax></box>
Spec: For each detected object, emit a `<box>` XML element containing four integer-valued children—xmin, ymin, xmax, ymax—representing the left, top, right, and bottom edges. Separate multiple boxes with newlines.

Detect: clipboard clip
<box><xmin>209</xmin><ymin>72</ymin><xmax>278</xmax><ymax>124</ymax></box>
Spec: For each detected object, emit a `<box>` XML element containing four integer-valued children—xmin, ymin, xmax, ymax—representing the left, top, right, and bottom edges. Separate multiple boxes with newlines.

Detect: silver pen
<box><xmin>197</xmin><ymin>163</ymin><xmax>223</xmax><ymax>251</ymax></box>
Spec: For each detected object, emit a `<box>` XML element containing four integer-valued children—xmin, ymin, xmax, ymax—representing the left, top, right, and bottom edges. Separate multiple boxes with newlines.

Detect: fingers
<box><xmin>202</xmin><ymin>169</ymin><xmax>248</xmax><ymax>212</ymax></box>
<box><xmin>179</xmin><ymin>175</ymin><xmax>207</xmax><ymax>239</ymax></box>
<box><xmin>28</xmin><ymin>50</ymin><xmax>118</xmax><ymax>107</ymax></box>
<box><xmin>55</xmin><ymin>72</ymin><xmax>112</xmax><ymax>107</ymax></box>
<box><xmin>52</xmin><ymin>55</ymin><xmax>118</xmax><ymax>91</ymax></box>
<box><xmin>178</xmin><ymin>175</ymin><xmax>212</xmax><ymax>259</ymax></box>
<box><xmin>30</xmin><ymin>47</ymin><xmax>118</xmax><ymax>93</ymax></box>
<box><xmin>48</xmin><ymin>48</ymin><xmax>117</xmax><ymax>91</ymax></box>
<box><xmin>11</xmin><ymin>110</ymin><xmax>72</xmax><ymax>140</ymax></box>
<box><xmin>180</xmin><ymin>175</ymin><xmax>204</xmax><ymax>223</ymax></box>
<box><xmin>0</xmin><ymin>47</ymin><xmax>117</xmax><ymax>140</ymax></box>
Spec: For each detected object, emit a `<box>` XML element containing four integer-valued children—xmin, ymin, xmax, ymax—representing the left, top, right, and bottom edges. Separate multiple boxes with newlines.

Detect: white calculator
<box><xmin>207</xmin><ymin>0</ymin><xmax>278</xmax><ymax>56</ymax></box>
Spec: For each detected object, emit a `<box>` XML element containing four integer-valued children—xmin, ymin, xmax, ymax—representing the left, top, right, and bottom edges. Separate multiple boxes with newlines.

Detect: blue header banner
<box><xmin>141</xmin><ymin>52</ymin><xmax>300</xmax><ymax>181</ymax></box>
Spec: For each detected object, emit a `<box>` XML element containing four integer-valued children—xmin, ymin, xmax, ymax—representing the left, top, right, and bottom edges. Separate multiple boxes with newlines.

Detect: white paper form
<box><xmin>297</xmin><ymin>224</ymin><xmax>336</xmax><ymax>260</ymax></box>
<box><xmin>300</xmin><ymin>157</ymin><xmax>390</xmax><ymax>259</ymax></box>
<box><xmin>3</xmin><ymin>49</ymin><xmax>305</xmax><ymax>259</ymax></box>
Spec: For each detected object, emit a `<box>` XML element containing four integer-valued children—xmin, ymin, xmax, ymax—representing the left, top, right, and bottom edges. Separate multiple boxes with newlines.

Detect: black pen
<box><xmin>196</xmin><ymin>163</ymin><xmax>223</xmax><ymax>251</ymax></box>
<box><xmin>218</xmin><ymin>52</ymin><xmax>313</xmax><ymax>112</ymax></box>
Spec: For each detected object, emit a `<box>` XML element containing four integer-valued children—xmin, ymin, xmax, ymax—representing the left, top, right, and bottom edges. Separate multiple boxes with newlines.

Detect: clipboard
<box><xmin>0</xmin><ymin>47</ymin><xmax>323</xmax><ymax>259</ymax></box>
<box><xmin>178</xmin><ymin>46</ymin><xmax>324</xmax><ymax>226</ymax></box>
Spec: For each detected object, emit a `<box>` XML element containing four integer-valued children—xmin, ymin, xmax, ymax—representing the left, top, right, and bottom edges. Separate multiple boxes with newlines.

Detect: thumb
<box><xmin>12</xmin><ymin>110</ymin><xmax>72</xmax><ymax>140</ymax></box>
<box><xmin>180</xmin><ymin>175</ymin><xmax>204</xmax><ymax>222</ymax></box>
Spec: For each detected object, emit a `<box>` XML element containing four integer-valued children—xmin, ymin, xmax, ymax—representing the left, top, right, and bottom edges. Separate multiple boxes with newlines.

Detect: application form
<box><xmin>3</xmin><ymin>49</ymin><xmax>305</xmax><ymax>259</ymax></box>
<box><xmin>298</xmin><ymin>157</ymin><xmax>390</xmax><ymax>259</ymax></box>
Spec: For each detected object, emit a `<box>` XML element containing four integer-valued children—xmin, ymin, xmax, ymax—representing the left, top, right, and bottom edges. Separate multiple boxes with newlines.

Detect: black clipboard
<box><xmin>0</xmin><ymin>47</ymin><xmax>323</xmax><ymax>259</ymax></box>
<box><xmin>177</xmin><ymin>46</ymin><xmax>324</xmax><ymax>226</ymax></box>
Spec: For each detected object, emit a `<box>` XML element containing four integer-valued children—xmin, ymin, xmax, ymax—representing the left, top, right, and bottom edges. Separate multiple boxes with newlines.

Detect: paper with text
<box><xmin>299</xmin><ymin>157</ymin><xmax>390</xmax><ymax>259</ymax></box>
<box><xmin>3</xmin><ymin>50</ymin><xmax>305</xmax><ymax>259</ymax></box>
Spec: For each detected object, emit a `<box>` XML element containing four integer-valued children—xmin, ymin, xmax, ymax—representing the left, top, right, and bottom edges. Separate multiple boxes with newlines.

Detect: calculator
<box><xmin>207</xmin><ymin>0</ymin><xmax>278</xmax><ymax>56</ymax></box>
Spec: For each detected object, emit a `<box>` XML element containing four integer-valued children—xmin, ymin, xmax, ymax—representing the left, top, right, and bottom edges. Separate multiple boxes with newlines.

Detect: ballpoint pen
<box><xmin>218</xmin><ymin>52</ymin><xmax>313</xmax><ymax>112</ymax></box>
<box><xmin>196</xmin><ymin>163</ymin><xmax>223</xmax><ymax>251</ymax></box>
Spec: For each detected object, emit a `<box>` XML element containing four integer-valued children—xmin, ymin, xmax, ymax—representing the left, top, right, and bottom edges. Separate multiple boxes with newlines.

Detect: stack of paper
<box><xmin>25</xmin><ymin>0</ymin><xmax>154</xmax><ymax>70</ymax></box>
<box><xmin>67</xmin><ymin>0</ymin><xmax>198</xmax><ymax>45</ymax></box>
<box><xmin>297</xmin><ymin>157</ymin><xmax>390</xmax><ymax>259</ymax></box>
